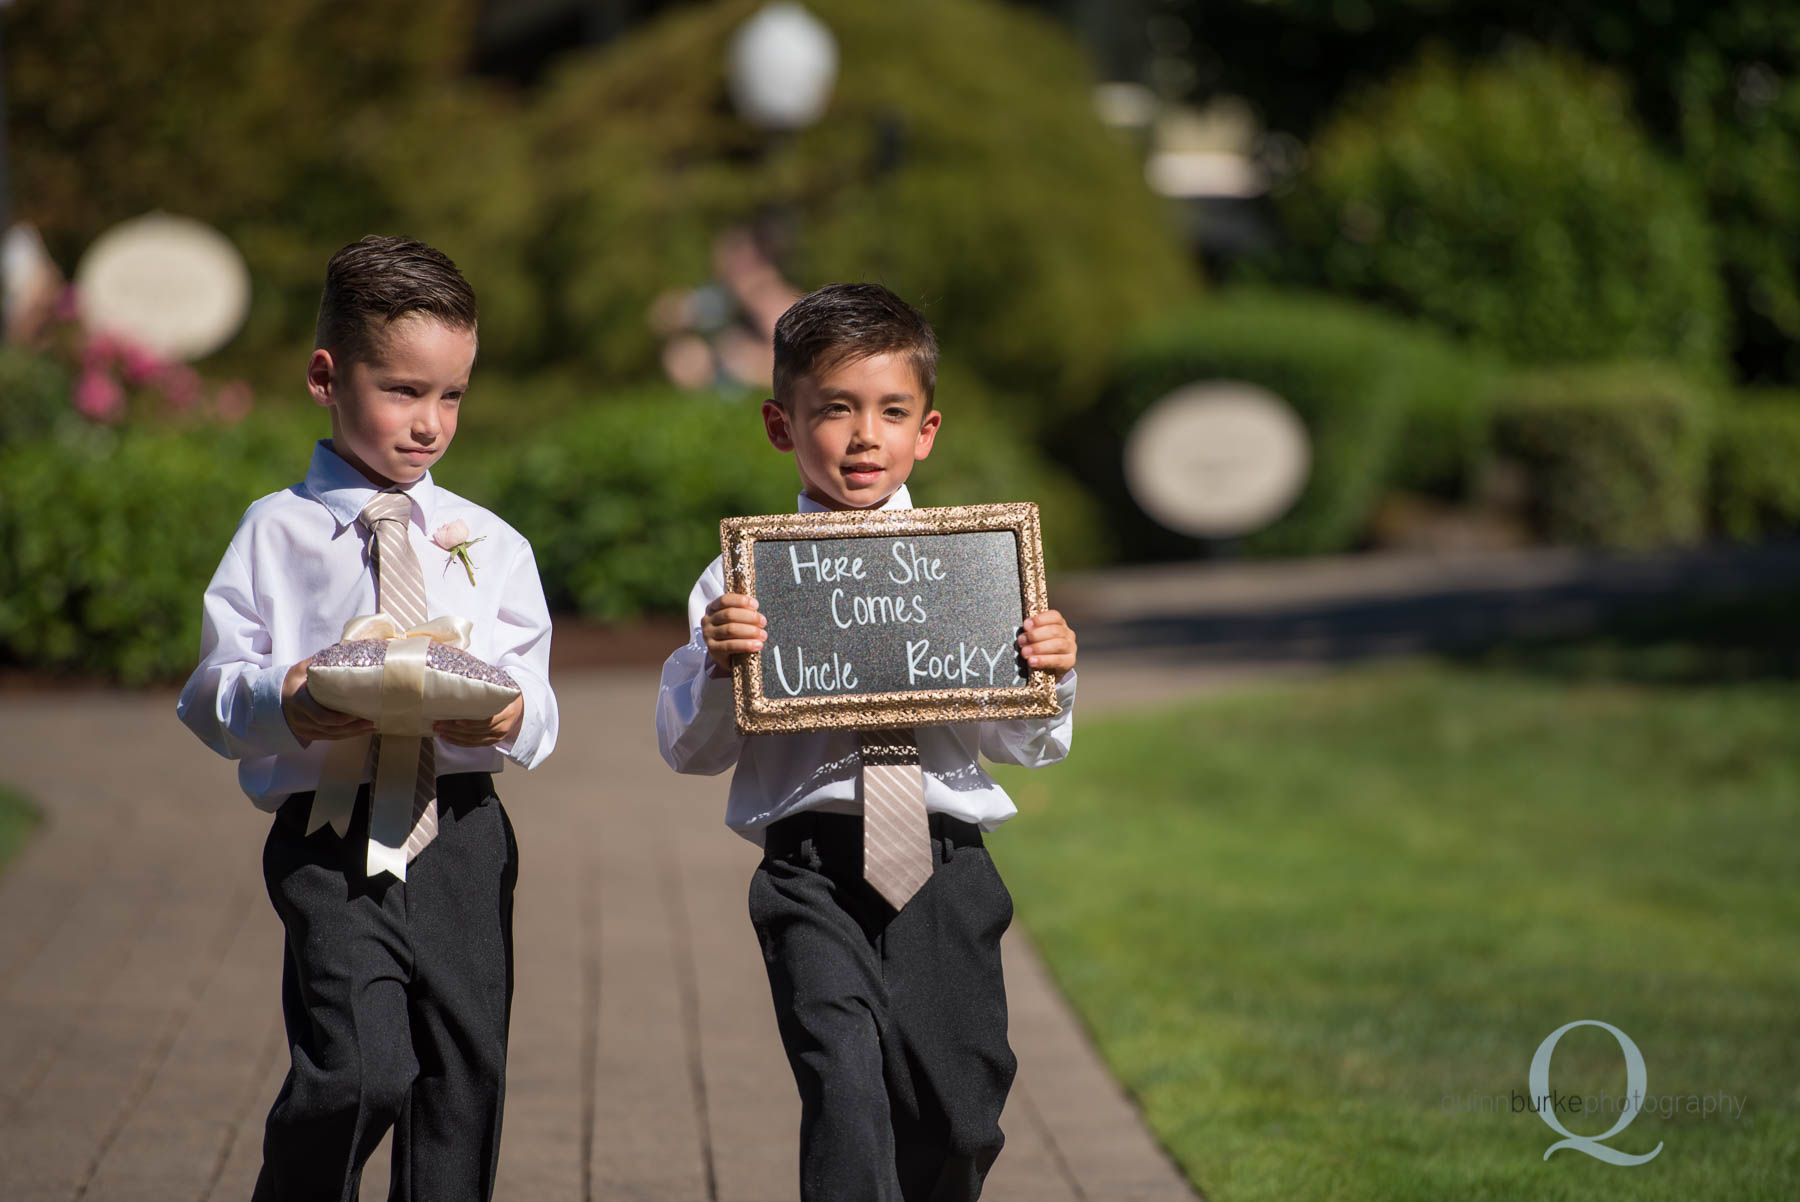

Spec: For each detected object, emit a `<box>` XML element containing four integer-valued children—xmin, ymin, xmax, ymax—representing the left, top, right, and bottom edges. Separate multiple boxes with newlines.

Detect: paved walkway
<box><xmin>6</xmin><ymin>539</ymin><xmax>1795</xmax><ymax>1200</ymax></box>
<box><xmin>0</xmin><ymin>669</ymin><xmax>1198</xmax><ymax>1202</ymax></box>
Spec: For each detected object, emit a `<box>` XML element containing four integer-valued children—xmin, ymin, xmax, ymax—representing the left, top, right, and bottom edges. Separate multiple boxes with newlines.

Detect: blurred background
<box><xmin>4</xmin><ymin>0</ymin><xmax>1798</xmax><ymax>681</ymax></box>
<box><xmin>2</xmin><ymin>4</ymin><xmax>1797</xmax><ymax>1199</ymax></box>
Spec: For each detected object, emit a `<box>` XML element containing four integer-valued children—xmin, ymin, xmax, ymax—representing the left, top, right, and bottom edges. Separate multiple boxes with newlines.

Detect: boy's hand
<box><xmin>702</xmin><ymin>592</ymin><xmax>767</xmax><ymax>678</ymax></box>
<box><xmin>1018</xmin><ymin>609</ymin><xmax>1078</xmax><ymax>682</ymax></box>
<box><xmin>436</xmin><ymin>694</ymin><xmax>524</xmax><ymax>748</ymax></box>
<box><xmin>281</xmin><ymin>658</ymin><xmax>375</xmax><ymax>744</ymax></box>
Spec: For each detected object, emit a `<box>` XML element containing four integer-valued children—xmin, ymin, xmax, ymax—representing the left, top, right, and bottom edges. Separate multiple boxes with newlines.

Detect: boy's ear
<box><xmin>306</xmin><ymin>349</ymin><xmax>337</xmax><ymax>408</ymax></box>
<box><xmin>912</xmin><ymin>408</ymin><xmax>942</xmax><ymax>462</ymax></box>
<box><xmin>761</xmin><ymin>399</ymin><xmax>796</xmax><ymax>452</ymax></box>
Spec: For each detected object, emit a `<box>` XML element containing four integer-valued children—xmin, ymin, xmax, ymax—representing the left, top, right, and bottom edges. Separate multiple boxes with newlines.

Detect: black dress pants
<box><xmin>253</xmin><ymin>773</ymin><xmax>518</xmax><ymax>1202</ymax></box>
<box><xmin>750</xmin><ymin>811</ymin><xmax>1017</xmax><ymax>1202</ymax></box>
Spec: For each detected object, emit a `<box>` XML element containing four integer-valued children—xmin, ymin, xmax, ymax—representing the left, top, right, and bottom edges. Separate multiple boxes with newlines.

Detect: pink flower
<box><xmin>117</xmin><ymin>340</ymin><xmax>168</xmax><ymax>386</ymax></box>
<box><xmin>432</xmin><ymin>521</ymin><xmax>486</xmax><ymax>585</ymax></box>
<box><xmin>74</xmin><ymin>368</ymin><xmax>126</xmax><ymax>423</ymax></box>
<box><xmin>84</xmin><ymin>331</ymin><xmax>122</xmax><ymax>367</ymax></box>
<box><xmin>431</xmin><ymin>520</ymin><xmax>472</xmax><ymax>551</ymax></box>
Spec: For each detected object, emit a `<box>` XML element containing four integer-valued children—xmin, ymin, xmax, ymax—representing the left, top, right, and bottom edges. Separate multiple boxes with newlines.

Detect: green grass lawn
<box><xmin>0</xmin><ymin>785</ymin><xmax>40</xmax><ymax>874</ymax></box>
<box><xmin>989</xmin><ymin>658</ymin><xmax>1800</xmax><ymax>1200</ymax></box>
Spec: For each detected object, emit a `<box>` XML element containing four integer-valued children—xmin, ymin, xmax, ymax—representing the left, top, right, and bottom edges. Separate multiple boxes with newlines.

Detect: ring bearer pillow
<box><xmin>307</xmin><ymin>613</ymin><xmax>520</xmax><ymax>734</ymax></box>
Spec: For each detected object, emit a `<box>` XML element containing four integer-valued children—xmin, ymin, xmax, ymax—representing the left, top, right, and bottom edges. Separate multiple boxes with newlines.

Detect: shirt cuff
<box><xmin>249</xmin><ymin>662</ymin><xmax>307</xmax><ymax>756</ymax></box>
<box><xmin>1055</xmin><ymin>668</ymin><xmax>1079</xmax><ymax>708</ymax></box>
<box><xmin>497</xmin><ymin>699</ymin><xmax>532</xmax><ymax>765</ymax></box>
<box><xmin>498</xmin><ymin>672</ymin><xmax>555</xmax><ymax>768</ymax></box>
<box><xmin>693</xmin><ymin>663</ymin><xmax>736</xmax><ymax>713</ymax></box>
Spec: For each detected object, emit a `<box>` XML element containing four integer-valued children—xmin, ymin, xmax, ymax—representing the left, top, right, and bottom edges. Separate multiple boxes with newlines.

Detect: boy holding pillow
<box><xmin>656</xmin><ymin>283</ymin><xmax>1079</xmax><ymax>1201</ymax></box>
<box><xmin>178</xmin><ymin>236</ymin><xmax>558</xmax><ymax>1202</ymax></box>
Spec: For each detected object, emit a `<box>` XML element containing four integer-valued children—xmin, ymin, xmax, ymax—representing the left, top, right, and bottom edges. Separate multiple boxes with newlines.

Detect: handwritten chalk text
<box><xmin>769</xmin><ymin>645</ymin><xmax>859</xmax><ymax>696</ymax></box>
<box><xmin>905</xmin><ymin>638</ymin><xmax>1015</xmax><ymax>686</ymax></box>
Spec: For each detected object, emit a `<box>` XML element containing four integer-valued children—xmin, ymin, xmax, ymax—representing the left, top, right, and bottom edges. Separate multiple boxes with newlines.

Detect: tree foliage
<box><xmin>8</xmin><ymin>0</ymin><xmax>1195</xmax><ymax>409</ymax></box>
<box><xmin>1160</xmin><ymin>0</ymin><xmax>1800</xmax><ymax>382</ymax></box>
<box><xmin>7</xmin><ymin>0</ymin><xmax>490</xmax><ymax>356</ymax></box>
<box><xmin>1265</xmin><ymin>48</ymin><xmax>1725</xmax><ymax>373</ymax></box>
<box><xmin>525</xmin><ymin>0</ymin><xmax>1196</xmax><ymax>411</ymax></box>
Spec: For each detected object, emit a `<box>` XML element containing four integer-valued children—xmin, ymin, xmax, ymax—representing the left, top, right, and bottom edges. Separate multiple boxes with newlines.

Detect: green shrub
<box><xmin>485</xmin><ymin>377</ymin><xmax>1104</xmax><ymax>623</ymax></box>
<box><xmin>0</xmin><ymin>371</ymin><xmax>1101</xmax><ymax>680</ymax></box>
<box><xmin>1666</xmin><ymin>14</ymin><xmax>1800</xmax><ymax>385</ymax></box>
<box><xmin>481</xmin><ymin>390</ymin><xmax>793</xmax><ymax>622</ymax></box>
<box><xmin>0</xmin><ymin>421</ymin><xmax>310</xmax><ymax>683</ymax></box>
<box><xmin>528</xmin><ymin>0</ymin><xmax>1195</xmax><ymax>414</ymax></box>
<box><xmin>1161</xmin><ymin>0</ymin><xmax>1800</xmax><ymax>384</ymax></box>
<box><xmin>1093</xmin><ymin>291</ymin><xmax>1497</xmax><ymax>559</ymax></box>
<box><xmin>1711</xmin><ymin>392</ymin><xmax>1800</xmax><ymax>541</ymax></box>
<box><xmin>1491</xmin><ymin>363</ymin><xmax>1712</xmax><ymax>549</ymax></box>
<box><xmin>1267</xmin><ymin>47</ymin><xmax>1726</xmax><ymax>376</ymax></box>
<box><xmin>906</xmin><ymin>364</ymin><xmax>1105</xmax><ymax>572</ymax></box>
<box><xmin>0</xmin><ymin>349</ymin><xmax>74</xmax><ymax>446</ymax></box>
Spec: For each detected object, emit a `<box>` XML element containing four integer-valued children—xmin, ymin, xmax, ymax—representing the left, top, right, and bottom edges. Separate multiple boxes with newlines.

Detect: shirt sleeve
<box><xmin>490</xmin><ymin>536</ymin><xmax>559</xmax><ymax>769</ymax></box>
<box><xmin>656</xmin><ymin>560</ymin><xmax>745</xmax><ymax>776</ymax></box>
<box><xmin>976</xmin><ymin>669</ymin><xmax>1078</xmax><ymax>768</ymax></box>
<box><xmin>177</xmin><ymin>539</ymin><xmax>307</xmax><ymax>761</ymax></box>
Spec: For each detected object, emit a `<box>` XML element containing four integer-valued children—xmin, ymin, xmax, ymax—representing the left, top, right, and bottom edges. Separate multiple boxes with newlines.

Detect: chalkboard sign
<box><xmin>720</xmin><ymin>503</ymin><xmax>1061</xmax><ymax>734</ymax></box>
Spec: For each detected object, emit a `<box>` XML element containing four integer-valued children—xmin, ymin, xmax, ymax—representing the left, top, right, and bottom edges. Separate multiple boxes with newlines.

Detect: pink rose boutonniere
<box><xmin>431</xmin><ymin>520</ymin><xmax>487</xmax><ymax>586</ymax></box>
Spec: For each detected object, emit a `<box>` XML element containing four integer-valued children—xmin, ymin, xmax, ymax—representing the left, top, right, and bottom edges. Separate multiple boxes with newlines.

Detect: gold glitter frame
<box><xmin>720</xmin><ymin>502</ymin><xmax>1060</xmax><ymax>734</ymax></box>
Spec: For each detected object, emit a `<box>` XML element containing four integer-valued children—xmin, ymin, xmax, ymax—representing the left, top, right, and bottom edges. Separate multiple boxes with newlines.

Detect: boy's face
<box><xmin>762</xmin><ymin>351</ymin><xmax>941</xmax><ymax>510</ymax></box>
<box><xmin>307</xmin><ymin>315</ymin><xmax>476</xmax><ymax>489</ymax></box>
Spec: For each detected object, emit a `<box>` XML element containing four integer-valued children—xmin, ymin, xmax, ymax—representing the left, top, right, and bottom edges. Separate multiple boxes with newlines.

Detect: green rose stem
<box><xmin>448</xmin><ymin>536</ymin><xmax>486</xmax><ymax>586</ymax></box>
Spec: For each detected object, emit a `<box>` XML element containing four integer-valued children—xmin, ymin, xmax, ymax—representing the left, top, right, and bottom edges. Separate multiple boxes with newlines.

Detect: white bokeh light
<box><xmin>727</xmin><ymin>3</ymin><xmax>839</xmax><ymax>131</ymax></box>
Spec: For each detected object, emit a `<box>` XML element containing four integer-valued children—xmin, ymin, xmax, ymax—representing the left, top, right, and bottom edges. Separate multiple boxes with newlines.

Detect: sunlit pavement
<box><xmin>0</xmin><ymin>670</ymin><xmax>1197</xmax><ymax>1202</ymax></box>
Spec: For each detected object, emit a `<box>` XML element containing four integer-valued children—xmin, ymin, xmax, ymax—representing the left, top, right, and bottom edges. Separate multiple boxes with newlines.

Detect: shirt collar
<box><xmin>304</xmin><ymin>440</ymin><xmax>438</xmax><ymax>533</ymax></box>
<box><xmin>796</xmin><ymin>483</ymin><xmax>913</xmax><ymax>515</ymax></box>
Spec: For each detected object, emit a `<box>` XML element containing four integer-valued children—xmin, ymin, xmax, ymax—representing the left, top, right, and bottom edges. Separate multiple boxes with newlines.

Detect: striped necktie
<box><xmin>859</xmin><ymin>730</ymin><xmax>933</xmax><ymax>909</ymax></box>
<box><xmin>359</xmin><ymin>490</ymin><xmax>439</xmax><ymax>865</ymax></box>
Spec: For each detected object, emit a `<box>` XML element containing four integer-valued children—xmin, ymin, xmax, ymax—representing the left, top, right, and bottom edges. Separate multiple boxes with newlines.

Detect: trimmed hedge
<box><xmin>1092</xmin><ymin>292</ymin><xmax>1498</xmax><ymax>558</ymax></box>
<box><xmin>1711</xmin><ymin>392</ymin><xmax>1800</xmax><ymax>541</ymax></box>
<box><xmin>907</xmin><ymin>364</ymin><xmax>1106</xmax><ymax>572</ymax></box>
<box><xmin>0</xmin><ymin>378</ymin><xmax>1101</xmax><ymax>681</ymax></box>
<box><xmin>481</xmin><ymin>379</ymin><xmax>1104</xmax><ymax>622</ymax></box>
<box><xmin>0</xmin><ymin>420</ymin><xmax>312</xmax><ymax>683</ymax></box>
<box><xmin>1267</xmin><ymin>47</ymin><xmax>1726</xmax><ymax>376</ymax></box>
<box><xmin>1491</xmin><ymin>363</ymin><xmax>1713</xmax><ymax>550</ymax></box>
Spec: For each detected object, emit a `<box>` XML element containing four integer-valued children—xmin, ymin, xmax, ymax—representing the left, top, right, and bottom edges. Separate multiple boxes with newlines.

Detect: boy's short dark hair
<box><xmin>772</xmin><ymin>283</ymin><xmax>938</xmax><ymax>408</ymax></box>
<box><xmin>314</xmin><ymin>235</ymin><xmax>478</xmax><ymax>363</ymax></box>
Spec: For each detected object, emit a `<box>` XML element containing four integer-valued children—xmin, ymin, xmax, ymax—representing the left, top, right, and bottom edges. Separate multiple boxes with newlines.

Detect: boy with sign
<box><xmin>655</xmin><ymin>283</ymin><xmax>1079</xmax><ymax>1201</ymax></box>
<box><xmin>178</xmin><ymin>237</ymin><xmax>558</xmax><ymax>1201</ymax></box>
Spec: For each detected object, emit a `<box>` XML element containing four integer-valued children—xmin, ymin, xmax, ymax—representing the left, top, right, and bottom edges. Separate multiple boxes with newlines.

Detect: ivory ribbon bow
<box><xmin>308</xmin><ymin>612</ymin><xmax>476</xmax><ymax>881</ymax></box>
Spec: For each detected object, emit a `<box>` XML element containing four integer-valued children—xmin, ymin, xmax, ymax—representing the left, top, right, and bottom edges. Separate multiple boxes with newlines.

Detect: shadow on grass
<box><xmin>1074</xmin><ymin>541</ymin><xmax>1800</xmax><ymax>688</ymax></box>
<box><xmin>1449</xmin><ymin>588</ymin><xmax>1800</xmax><ymax>685</ymax></box>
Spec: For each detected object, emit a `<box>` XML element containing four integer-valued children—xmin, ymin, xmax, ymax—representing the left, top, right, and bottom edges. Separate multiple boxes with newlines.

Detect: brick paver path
<box><xmin>0</xmin><ymin>669</ymin><xmax>1197</xmax><ymax>1201</ymax></box>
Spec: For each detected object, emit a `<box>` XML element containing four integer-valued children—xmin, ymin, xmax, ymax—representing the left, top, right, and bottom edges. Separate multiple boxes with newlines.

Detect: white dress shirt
<box><xmin>178</xmin><ymin>441</ymin><xmax>559</xmax><ymax>810</ymax></box>
<box><xmin>656</xmin><ymin>484</ymin><xmax>1077</xmax><ymax>844</ymax></box>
